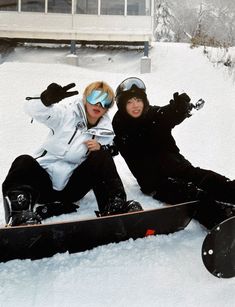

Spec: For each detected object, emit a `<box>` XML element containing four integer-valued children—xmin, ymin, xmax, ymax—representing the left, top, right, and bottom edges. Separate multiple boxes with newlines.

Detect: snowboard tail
<box><xmin>0</xmin><ymin>201</ymin><xmax>199</xmax><ymax>262</ymax></box>
<box><xmin>202</xmin><ymin>216</ymin><xmax>235</xmax><ymax>278</ymax></box>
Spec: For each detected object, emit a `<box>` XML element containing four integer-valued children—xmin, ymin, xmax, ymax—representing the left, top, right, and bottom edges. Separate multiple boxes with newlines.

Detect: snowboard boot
<box><xmin>195</xmin><ymin>197</ymin><xmax>235</xmax><ymax>230</ymax></box>
<box><xmin>152</xmin><ymin>177</ymin><xmax>203</xmax><ymax>204</ymax></box>
<box><xmin>99</xmin><ymin>197</ymin><xmax>143</xmax><ymax>217</ymax></box>
<box><xmin>3</xmin><ymin>186</ymin><xmax>41</xmax><ymax>226</ymax></box>
<box><xmin>214</xmin><ymin>200</ymin><xmax>235</xmax><ymax>219</ymax></box>
<box><xmin>34</xmin><ymin>201</ymin><xmax>79</xmax><ymax>219</ymax></box>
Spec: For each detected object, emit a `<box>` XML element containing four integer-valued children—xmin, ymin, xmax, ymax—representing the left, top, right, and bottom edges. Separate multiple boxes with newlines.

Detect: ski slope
<box><xmin>0</xmin><ymin>42</ymin><xmax>235</xmax><ymax>306</ymax></box>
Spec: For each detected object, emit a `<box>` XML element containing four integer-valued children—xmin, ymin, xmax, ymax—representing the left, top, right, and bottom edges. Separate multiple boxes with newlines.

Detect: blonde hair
<box><xmin>83</xmin><ymin>81</ymin><xmax>115</xmax><ymax>108</ymax></box>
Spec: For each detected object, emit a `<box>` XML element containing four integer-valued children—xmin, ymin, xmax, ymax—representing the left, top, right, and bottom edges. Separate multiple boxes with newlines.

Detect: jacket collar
<box><xmin>73</xmin><ymin>99</ymin><xmax>114</xmax><ymax>137</ymax></box>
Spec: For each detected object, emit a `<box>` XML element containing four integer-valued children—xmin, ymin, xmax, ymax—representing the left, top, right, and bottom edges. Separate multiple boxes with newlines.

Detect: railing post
<box><xmin>70</xmin><ymin>40</ymin><xmax>76</xmax><ymax>54</ymax></box>
<box><xmin>141</xmin><ymin>41</ymin><xmax>151</xmax><ymax>73</ymax></box>
<box><xmin>144</xmin><ymin>41</ymin><xmax>149</xmax><ymax>57</ymax></box>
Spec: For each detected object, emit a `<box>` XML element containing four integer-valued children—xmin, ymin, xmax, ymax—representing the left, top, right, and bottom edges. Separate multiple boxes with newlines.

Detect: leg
<box><xmin>177</xmin><ymin>165</ymin><xmax>235</xmax><ymax>205</ymax></box>
<box><xmin>194</xmin><ymin>197</ymin><xmax>235</xmax><ymax>229</ymax></box>
<box><xmin>3</xmin><ymin>154</ymin><xmax>55</xmax><ymax>202</ymax></box>
<box><xmin>2</xmin><ymin>155</ymin><xmax>55</xmax><ymax>225</ymax></box>
<box><xmin>61</xmin><ymin>150</ymin><xmax>142</xmax><ymax>215</ymax></box>
<box><xmin>151</xmin><ymin>177</ymin><xmax>201</xmax><ymax>204</ymax></box>
<box><xmin>155</xmin><ymin>165</ymin><xmax>235</xmax><ymax>229</ymax></box>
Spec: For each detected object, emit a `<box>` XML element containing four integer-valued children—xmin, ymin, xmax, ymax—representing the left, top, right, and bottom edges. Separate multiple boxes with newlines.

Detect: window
<box><xmin>0</xmin><ymin>0</ymin><xmax>18</xmax><ymax>11</ymax></box>
<box><xmin>48</xmin><ymin>0</ymin><xmax>72</xmax><ymax>13</ymax></box>
<box><xmin>0</xmin><ymin>0</ymin><xmax>152</xmax><ymax>15</ymax></box>
<box><xmin>21</xmin><ymin>0</ymin><xmax>45</xmax><ymax>12</ymax></box>
<box><xmin>77</xmin><ymin>0</ymin><xmax>98</xmax><ymax>14</ymax></box>
<box><xmin>127</xmin><ymin>0</ymin><xmax>150</xmax><ymax>16</ymax></box>
<box><xmin>101</xmin><ymin>0</ymin><xmax>124</xmax><ymax>15</ymax></box>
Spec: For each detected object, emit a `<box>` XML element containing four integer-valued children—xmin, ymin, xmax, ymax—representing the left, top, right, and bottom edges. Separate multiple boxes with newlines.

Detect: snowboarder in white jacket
<box><xmin>2</xmin><ymin>81</ymin><xmax>142</xmax><ymax>226</ymax></box>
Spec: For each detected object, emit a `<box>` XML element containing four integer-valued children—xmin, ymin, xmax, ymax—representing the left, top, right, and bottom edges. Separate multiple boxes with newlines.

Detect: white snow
<box><xmin>0</xmin><ymin>42</ymin><xmax>235</xmax><ymax>306</ymax></box>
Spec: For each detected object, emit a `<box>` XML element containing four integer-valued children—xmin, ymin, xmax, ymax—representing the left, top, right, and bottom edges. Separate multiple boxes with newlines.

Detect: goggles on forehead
<box><xmin>117</xmin><ymin>77</ymin><xmax>146</xmax><ymax>95</ymax></box>
<box><xmin>86</xmin><ymin>90</ymin><xmax>112</xmax><ymax>109</ymax></box>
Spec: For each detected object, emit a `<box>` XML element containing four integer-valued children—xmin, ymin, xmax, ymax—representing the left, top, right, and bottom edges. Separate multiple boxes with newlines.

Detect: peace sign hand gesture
<box><xmin>41</xmin><ymin>83</ymin><xmax>79</xmax><ymax>106</ymax></box>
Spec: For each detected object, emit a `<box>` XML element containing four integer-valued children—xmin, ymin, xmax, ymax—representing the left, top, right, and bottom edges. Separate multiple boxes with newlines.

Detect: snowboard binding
<box><xmin>34</xmin><ymin>201</ymin><xmax>79</xmax><ymax>219</ymax></box>
<box><xmin>3</xmin><ymin>186</ymin><xmax>41</xmax><ymax>226</ymax></box>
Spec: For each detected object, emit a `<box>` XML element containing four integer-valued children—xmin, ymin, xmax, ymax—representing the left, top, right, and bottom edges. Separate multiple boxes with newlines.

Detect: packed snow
<box><xmin>0</xmin><ymin>42</ymin><xmax>235</xmax><ymax>307</ymax></box>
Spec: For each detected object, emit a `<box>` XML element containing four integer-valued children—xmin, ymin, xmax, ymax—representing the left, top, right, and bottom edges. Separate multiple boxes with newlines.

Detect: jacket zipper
<box><xmin>68</xmin><ymin>124</ymin><xmax>80</xmax><ymax>144</ymax></box>
<box><xmin>35</xmin><ymin>150</ymin><xmax>47</xmax><ymax>160</ymax></box>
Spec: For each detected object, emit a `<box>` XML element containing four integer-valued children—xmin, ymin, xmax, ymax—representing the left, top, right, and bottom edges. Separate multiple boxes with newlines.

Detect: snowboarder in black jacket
<box><xmin>112</xmin><ymin>77</ymin><xmax>235</xmax><ymax>229</ymax></box>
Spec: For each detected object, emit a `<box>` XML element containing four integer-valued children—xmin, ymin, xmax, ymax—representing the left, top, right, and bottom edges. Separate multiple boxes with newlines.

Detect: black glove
<box><xmin>40</xmin><ymin>83</ymin><xmax>78</xmax><ymax>106</ymax></box>
<box><xmin>170</xmin><ymin>92</ymin><xmax>192</xmax><ymax>115</ymax></box>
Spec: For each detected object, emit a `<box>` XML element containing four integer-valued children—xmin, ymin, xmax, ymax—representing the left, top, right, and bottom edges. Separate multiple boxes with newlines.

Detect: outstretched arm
<box><xmin>157</xmin><ymin>92</ymin><xmax>204</xmax><ymax>127</ymax></box>
<box><xmin>24</xmin><ymin>83</ymin><xmax>79</xmax><ymax>129</ymax></box>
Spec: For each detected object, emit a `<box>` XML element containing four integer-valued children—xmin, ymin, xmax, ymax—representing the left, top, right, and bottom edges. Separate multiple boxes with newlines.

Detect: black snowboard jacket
<box><xmin>112</xmin><ymin>99</ymin><xmax>235</xmax><ymax>230</ymax></box>
<box><xmin>112</xmin><ymin>100</ymin><xmax>193</xmax><ymax>193</ymax></box>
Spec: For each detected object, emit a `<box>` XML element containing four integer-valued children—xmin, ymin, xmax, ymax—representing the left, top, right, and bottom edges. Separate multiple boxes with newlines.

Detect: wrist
<box><xmin>40</xmin><ymin>92</ymin><xmax>52</xmax><ymax>106</ymax></box>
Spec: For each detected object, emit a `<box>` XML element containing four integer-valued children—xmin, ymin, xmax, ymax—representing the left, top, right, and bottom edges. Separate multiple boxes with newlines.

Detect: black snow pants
<box><xmin>150</xmin><ymin>164</ymin><xmax>235</xmax><ymax>229</ymax></box>
<box><xmin>2</xmin><ymin>150</ymin><xmax>126</xmax><ymax>213</ymax></box>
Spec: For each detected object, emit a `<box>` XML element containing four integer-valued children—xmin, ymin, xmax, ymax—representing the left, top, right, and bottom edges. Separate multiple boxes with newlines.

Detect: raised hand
<box><xmin>170</xmin><ymin>92</ymin><xmax>192</xmax><ymax>115</ymax></box>
<box><xmin>40</xmin><ymin>83</ymin><xmax>78</xmax><ymax>106</ymax></box>
<box><xmin>172</xmin><ymin>92</ymin><xmax>191</xmax><ymax>104</ymax></box>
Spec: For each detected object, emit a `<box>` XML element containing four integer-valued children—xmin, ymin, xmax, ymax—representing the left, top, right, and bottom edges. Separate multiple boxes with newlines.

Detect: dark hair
<box><xmin>116</xmin><ymin>87</ymin><xmax>149</xmax><ymax>115</ymax></box>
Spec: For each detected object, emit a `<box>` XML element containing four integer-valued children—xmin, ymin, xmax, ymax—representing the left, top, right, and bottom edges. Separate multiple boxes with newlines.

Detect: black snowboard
<box><xmin>0</xmin><ymin>201</ymin><xmax>198</xmax><ymax>262</ymax></box>
<box><xmin>202</xmin><ymin>216</ymin><xmax>235</xmax><ymax>278</ymax></box>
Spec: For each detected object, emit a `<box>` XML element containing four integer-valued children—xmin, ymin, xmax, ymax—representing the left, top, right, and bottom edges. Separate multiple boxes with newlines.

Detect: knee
<box><xmin>12</xmin><ymin>155</ymin><xmax>35</xmax><ymax>166</ymax></box>
<box><xmin>2</xmin><ymin>155</ymin><xmax>36</xmax><ymax>190</ymax></box>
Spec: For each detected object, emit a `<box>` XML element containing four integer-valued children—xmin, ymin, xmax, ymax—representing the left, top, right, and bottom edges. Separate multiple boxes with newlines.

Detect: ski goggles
<box><xmin>117</xmin><ymin>77</ymin><xmax>146</xmax><ymax>94</ymax></box>
<box><xmin>86</xmin><ymin>90</ymin><xmax>112</xmax><ymax>109</ymax></box>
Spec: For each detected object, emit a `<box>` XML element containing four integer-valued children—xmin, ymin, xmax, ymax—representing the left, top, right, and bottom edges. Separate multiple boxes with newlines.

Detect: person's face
<box><xmin>126</xmin><ymin>97</ymin><xmax>144</xmax><ymax>118</ymax></box>
<box><xmin>85</xmin><ymin>101</ymin><xmax>107</xmax><ymax>124</ymax></box>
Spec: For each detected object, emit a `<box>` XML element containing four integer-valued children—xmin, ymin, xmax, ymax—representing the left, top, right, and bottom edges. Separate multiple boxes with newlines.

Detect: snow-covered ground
<box><xmin>0</xmin><ymin>42</ymin><xmax>235</xmax><ymax>306</ymax></box>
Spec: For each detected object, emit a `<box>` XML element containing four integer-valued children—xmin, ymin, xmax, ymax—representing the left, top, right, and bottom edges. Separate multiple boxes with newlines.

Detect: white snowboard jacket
<box><xmin>24</xmin><ymin>98</ymin><xmax>115</xmax><ymax>191</ymax></box>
